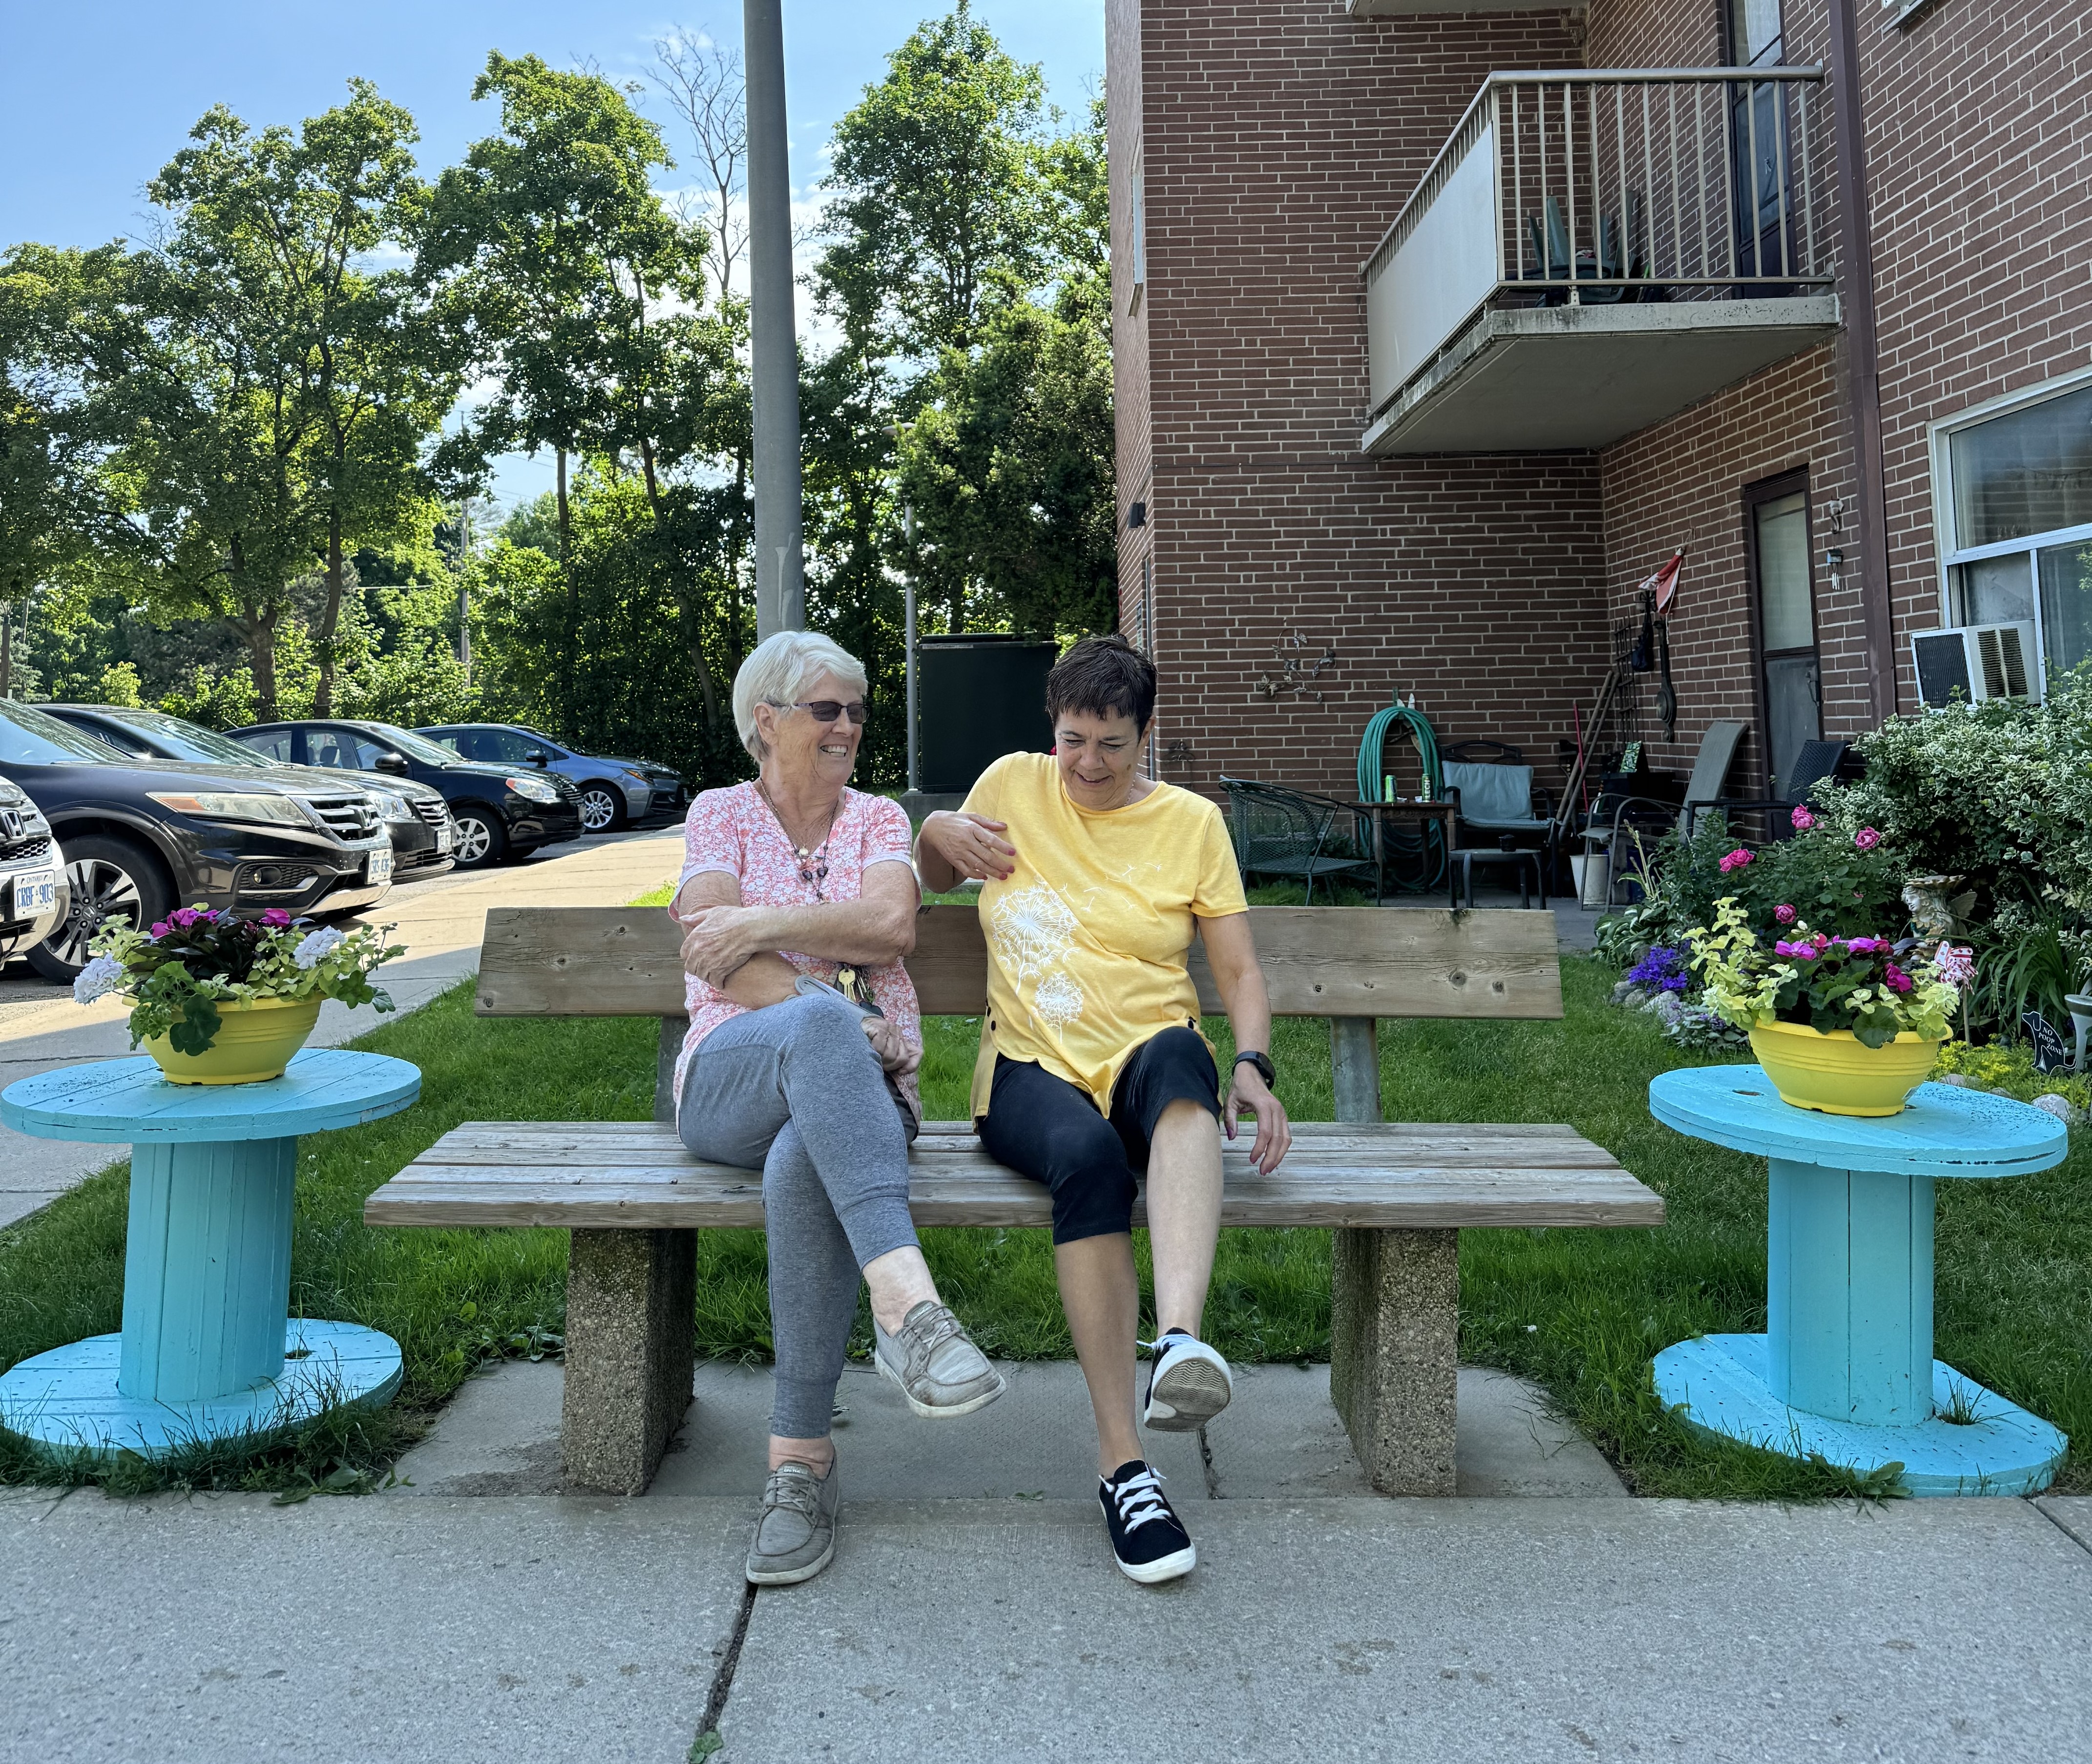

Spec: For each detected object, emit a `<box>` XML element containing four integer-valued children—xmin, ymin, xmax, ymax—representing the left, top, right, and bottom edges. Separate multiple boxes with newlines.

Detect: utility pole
<box><xmin>745</xmin><ymin>0</ymin><xmax>805</xmax><ymax>638</ymax></box>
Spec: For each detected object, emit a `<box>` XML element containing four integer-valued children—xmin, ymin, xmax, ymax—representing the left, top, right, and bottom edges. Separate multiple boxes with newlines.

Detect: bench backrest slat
<box><xmin>476</xmin><ymin>904</ymin><xmax>1563</xmax><ymax>1021</ymax></box>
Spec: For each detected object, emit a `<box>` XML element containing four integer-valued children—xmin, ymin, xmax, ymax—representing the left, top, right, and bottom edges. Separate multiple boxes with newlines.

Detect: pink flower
<box><xmin>168</xmin><ymin>907</ymin><xmax>203</xmax><ymax>930</ymax></box>
<box><xmin>1717</xmin><ymin>847</ymin><xmax>1754</xmax><ymax>874</ymax></box>
<box><xmin>260</xmin><ymin>908</ymin><xmax>293</xmax><ymax>928</ymax></box>
<box><xmin>1811</xmin><ymin>932</ymin><xmax>1831</xmax><ymax>949</ymax></box>
<box><xmin>1774</xmin><ymin>903</ymin><xmax>1797</xmax><ymax>925</ymax></box>
<box><xmin>1774</xmin><ymin>940</ymin><xmax>1820</xmax><ymax>961</ymax></box>
<box><xmin>1843</xmin><ymin>936</ymin><xmax>1884</xmax><ymax>955</ymax></box>
<box><xmin>149</xmin><ymin>921</ymin><xmax>170</xmax><ymax>938</ymax></box>
<box><xmin>1790</xmin><ymin>804</ymin><xmax>1816</xmax><ymax>832</ymax></box>
<box><xmin>1883</xmin><ymin>964</ymin><xmax>1914</xmax><ymax>994</ymax></box>
<box><xmin>1854</xmin><ymin>827</ymin><xmax>1881</xmax><ymax>852</ymax></box>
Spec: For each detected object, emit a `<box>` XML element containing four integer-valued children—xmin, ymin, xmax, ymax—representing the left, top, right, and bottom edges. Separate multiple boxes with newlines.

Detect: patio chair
<box><xmin>1693</xmin><ymin>739</ymin><xmax>1856</xmax><ymax>841</ymax></box>
<box><xmin>1219</xmin><ymin>777</ymin><xmax>1375</xmax><ymax>905</ymax></box>
<box><xmin>1441</xmin><ymin>742</ymin><xmax>1555</xmax><ymax>899</ymax></box>
<box><xmin>1592</xmin><ymin>718</ymin><xmax>1748</xmax><ymax>904</ymax></box>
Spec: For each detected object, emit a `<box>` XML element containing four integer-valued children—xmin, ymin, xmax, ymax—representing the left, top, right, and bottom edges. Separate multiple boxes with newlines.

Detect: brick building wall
<box><xmin>1108</xmin><ymin>0</ymin><xmax>1609</xmax><ymax>802</ymax></box>
<box><xmin>1111</xmin><ymin>0</ymin><xmax>2092</xmax><ymax>808</ymax></box>
<box><xmin>1589</xmin><ymin>0</ymin><xmax>2092</xmax><ymax>786</ymax></box>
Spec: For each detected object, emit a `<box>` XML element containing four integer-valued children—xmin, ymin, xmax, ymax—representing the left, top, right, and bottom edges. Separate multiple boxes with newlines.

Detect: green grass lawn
<box><xmin>5</xmin><ymin>935</ymin><xmax>2088</xmax><ymax>1499</ymax></box>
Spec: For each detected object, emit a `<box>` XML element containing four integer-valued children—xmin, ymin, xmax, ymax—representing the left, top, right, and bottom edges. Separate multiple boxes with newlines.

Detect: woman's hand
<box><xmin>678</xmin><ymin>904</ymin><xmax>769</xmax><ymax>987</ymax></box>
<box><xmin>863</xmin><ymin>1014</ymin><xmax>921</xmax><ymax>1077</ymax></box>
<box><xmin>920</xmin><ymin>810</ymin><xmax>1017</xmax><ymax>883</ymax></box>
<box><xmin>1224</xmin><ymin>1062</ymin><xmax>1292</xmax><ymax>1176</ymax></box>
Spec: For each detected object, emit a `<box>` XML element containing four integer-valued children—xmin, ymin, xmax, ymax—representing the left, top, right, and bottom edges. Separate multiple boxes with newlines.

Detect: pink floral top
<box><xmin>673</xmin><ymin>783</ymin><xmax>923</xmax><ymax>1117</ymax></box>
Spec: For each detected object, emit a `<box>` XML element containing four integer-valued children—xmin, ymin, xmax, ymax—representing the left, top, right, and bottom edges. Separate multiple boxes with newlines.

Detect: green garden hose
<box><xmin>1356</xmin><ymin>700</ymin><xmax>1445</xmax><ymax>892</ymax></box>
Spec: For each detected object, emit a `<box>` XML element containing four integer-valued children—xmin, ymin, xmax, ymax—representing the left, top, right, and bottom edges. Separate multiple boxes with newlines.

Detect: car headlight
<box><xmin>505</xmin><ymin>774</ymin><xmax>562</xmax><ymax>804</ymax></box>
<box><xmin>148</xmin><ymin>791</ymin><xmax>311</xmax><ymax>825</ymax></box>
<box><xmin>371</xmin><ymin>791</ymin><xmax>416</xmax><ymax>822</ymax></box>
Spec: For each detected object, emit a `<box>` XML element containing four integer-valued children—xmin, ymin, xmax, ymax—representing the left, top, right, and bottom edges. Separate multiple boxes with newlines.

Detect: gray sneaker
<box><xmin>875</xmin><ymin>1301</ymin><xmax>1007</xmax><ymax>1418</ymax></box>
<box><xmin>745</xmin><ymin>1458</ymin><xmax>840</xmax><ymax>1586</ymax></box>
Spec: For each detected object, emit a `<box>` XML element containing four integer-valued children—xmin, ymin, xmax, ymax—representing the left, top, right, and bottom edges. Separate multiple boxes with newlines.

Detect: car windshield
<box><xmin>104</xmin><ymin>709</ymin><xmax>272</xmax><ymax>766</ymax></box>
<box><xmin>359</xmin><ymin>722</ymin><xmax>463</xmax><ymax>767</ymax></box>
<box><xmin>0</xmin><ymin>701</ymin><xmax>129</xmax><ymax>764</ymax></box>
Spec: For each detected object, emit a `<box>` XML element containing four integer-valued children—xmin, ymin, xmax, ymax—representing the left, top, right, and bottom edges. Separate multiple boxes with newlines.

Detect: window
<box><xmin>1934</xmin><ymin>373</ymin><xmax>2092</xmax><ymax>691</ymax></box>
<box><xmin>235</xmin><ymin>728</ymin><xmax>295</xmax><ymax>762</ymax></box>
<box><xmin>305</xmin><ymin>727</ymin><xmax>376</xmax><ymax>770</ymax></box>
<box><xmin>1127</xmin><ymin>166</ymin><xmax>1146</xmax><ymax>316</ymax></box>
<box><xmin>1746</xmin><ymin>476</ymin><xmax>1819</xmax><ymax>790</ymax></box>
<box><xmin>1729</xmin><ymin>0</ymin><xmax>1783</xmax><ymax>65</ymax></box>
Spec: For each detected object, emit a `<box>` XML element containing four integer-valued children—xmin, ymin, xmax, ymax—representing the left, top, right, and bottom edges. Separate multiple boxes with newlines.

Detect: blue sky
<box><xmin>0</xmin><ymin>0</ymin><xmax>1105</xmax><ymax>504</ymax></box>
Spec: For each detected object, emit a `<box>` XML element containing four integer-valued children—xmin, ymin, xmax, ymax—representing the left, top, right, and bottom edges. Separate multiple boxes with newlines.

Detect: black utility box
<box><xmin>917</xmin><ymin>635</ymin><xmax>1057</xmax><ymax>794</ymax></box>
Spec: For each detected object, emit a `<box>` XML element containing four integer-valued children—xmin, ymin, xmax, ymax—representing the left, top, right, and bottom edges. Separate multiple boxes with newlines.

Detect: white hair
<box><xmin>732</xmin><ymin>630</ymin><xmax>870</xmax><ymax>760</ymax></box>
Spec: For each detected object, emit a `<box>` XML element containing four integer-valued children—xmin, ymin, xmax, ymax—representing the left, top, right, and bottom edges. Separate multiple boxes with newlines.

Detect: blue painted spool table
<box><xmin>0</xmin><ymin>1050</ymin><xmax>419</xmax><ymax>1461</ymax></box>
<box><xmin>1650</xmin><ymin>1066</ymin><xmax>2069</xmax><ymax>1496</ymax></box>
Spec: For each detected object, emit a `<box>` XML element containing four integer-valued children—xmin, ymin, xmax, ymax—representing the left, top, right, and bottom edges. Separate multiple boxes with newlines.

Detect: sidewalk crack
<box><xmin>689</xmin><ymin>1579</ymin><xmax>758</xmax><ymax>1758</ymax></box>
<box><xmin>1198</xmin><ymin>1424</ymin><xmax>1221</xmax><ymax>1500</ymax></box>
<box><xmin>2033</xmin><ymin>1499</ymin><xmax>2092</xmax><ymax>1559</ymax></box>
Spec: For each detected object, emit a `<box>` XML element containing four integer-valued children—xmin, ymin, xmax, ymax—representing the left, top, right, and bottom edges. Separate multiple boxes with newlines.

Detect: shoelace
<box><xmin>1108</xmin><ymin>1465</ymin><xmax>1175</xmax><ymax>1535</ymax></box>
<box><xmin>1138</xmin><ymin>1333</ymin><xmax>1192</xmax><ymax>1361</ymax></box>
<box><xmin>761</xmin><ymin>1466</ymin><xmax>822</xmax><ymax>1523</ymax></box>
<box><xmin>898</xmin><ymin>1305</ymin><xmax>965</xmax><ymax>1376</ymax></box>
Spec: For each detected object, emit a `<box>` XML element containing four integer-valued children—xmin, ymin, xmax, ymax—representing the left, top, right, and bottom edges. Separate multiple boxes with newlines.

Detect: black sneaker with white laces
<box><xmin>1098</xmin><ymin>1459</ymin><xmax>1196</xmax><ymax>1584</ymax></box>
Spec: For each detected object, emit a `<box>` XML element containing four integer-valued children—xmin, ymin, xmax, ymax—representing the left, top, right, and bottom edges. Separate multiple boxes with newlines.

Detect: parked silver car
<box><xmin>0</xmin><ymin>776</ymin><xmax>69</xmax><ymax>965</ymax></box>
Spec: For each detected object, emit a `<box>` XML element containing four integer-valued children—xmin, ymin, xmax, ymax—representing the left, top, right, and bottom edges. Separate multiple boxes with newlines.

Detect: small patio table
<box><xmin>1648</xmin><ymin>1065</ymin><xmax>2069</xmax><ymax>1495</ymax></box>
<box><xmin>1345</xmin><ymin>799</ymin><xmax>1458</xmax><ymax>907</ymax></box>
<box><xmin>0</xmin><ymin>1049</ymin><xmax>419</xmax><ymax>1461</ymax></box>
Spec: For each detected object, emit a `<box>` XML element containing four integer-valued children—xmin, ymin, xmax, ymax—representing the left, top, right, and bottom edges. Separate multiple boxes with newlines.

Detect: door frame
<box><xmin>1742</xmin><ymin>466</ymin><xmax>1818</xmax><ymax>797</ymax></box>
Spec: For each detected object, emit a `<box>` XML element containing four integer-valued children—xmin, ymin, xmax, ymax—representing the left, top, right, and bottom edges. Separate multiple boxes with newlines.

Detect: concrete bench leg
<box><xmin>1329</xmin><ymin>1226</ymin><xmax>1459</xmax><ymax>1495</ymax></box>
<box><xmin>563</xmin><ymin>1227</ymin><xmax>697</xmax><ymax>1493</ymax></box>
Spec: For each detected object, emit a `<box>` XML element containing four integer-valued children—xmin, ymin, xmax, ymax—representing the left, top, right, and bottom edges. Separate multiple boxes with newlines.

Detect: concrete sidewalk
<box><xmin>0</xmin><ymin>828</ymin><xmax>685</xmax><ymax>1227</ymax></box>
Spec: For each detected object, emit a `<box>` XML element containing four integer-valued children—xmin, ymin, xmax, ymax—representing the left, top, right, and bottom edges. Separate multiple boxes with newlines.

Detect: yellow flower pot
<box><xmin>145</xmin><ymin>995</ymin><xmax>323</xmax><ymax>1086</ymax></box>
<box><xmin>1747</xmin><ymin>1020</ymin><xmax>1943</xmax><ymax>1117</ymax></box>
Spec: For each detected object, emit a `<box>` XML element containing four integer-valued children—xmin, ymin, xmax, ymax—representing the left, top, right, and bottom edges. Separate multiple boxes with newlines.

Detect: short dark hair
<box><xmin>1046</xmin><ymin>634</ymin><xmax>1157</xmax><ymax>733</ymax></box>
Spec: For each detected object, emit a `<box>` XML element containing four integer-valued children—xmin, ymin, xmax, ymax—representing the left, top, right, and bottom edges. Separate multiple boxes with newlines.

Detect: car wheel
<box><xmin>451</xmin><ymin>809</ymin><xmax>506</xmax><ymax>869</ymax></box>
<box><xmin>28</xmin><ymin>834</ymin><xmax>174</xmax><ymax>982</ymax></box>
<box><xmin>577</xmin><ymin>783</ymin><xmax>625</xmax><ymax>833</ymax></box>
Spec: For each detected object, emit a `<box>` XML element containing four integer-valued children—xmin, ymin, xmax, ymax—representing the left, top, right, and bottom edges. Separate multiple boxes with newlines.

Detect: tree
<box><xmin>419</xmin><ymin>52</ymin><xmax>744</xmax><ymax>735</ymax></box>
<box><xmin>649</xmin><ymin>27</ymin><xmax>748</xmax><ymax>306</ymax></box>
<box><xmin>146</xmin><ymin>82</ymin><xmax>460</xmax><ymax>714</ymax></box>
<box><xmin>816</xmin><ymin>3</ymin><xmax>1053</xmax><ymax>359</ymax></box>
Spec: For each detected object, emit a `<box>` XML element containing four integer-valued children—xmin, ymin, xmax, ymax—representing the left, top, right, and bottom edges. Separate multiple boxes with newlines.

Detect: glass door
<box><xmin>1727</xmin><ymin>0</ymin><xmax>1793</xmax><ymax>285</ymax></box>
<box><xmin>1749</xmin><ymin>479</ymin><xmax>1819</xmax><ymax>795</ymax></box>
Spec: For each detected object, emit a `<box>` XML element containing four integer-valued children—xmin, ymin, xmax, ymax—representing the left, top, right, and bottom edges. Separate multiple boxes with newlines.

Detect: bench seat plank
<box><xmin>365</xmin><ymin>1120</ymin><xmax>1664</xmax><ymax>1232</ymax></box>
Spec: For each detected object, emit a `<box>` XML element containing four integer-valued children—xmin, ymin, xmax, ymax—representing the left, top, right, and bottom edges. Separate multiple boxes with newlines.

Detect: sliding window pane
<box><xmin>2038</xmin><ymin>539</ymin><xmax>2092</xmax><ymax>679</ymax></box>
<box><xmin>1951</xmin><ymin>554</ymin><xmax>2036</xmax><ymax>627</ymax></box>
<box><xmin>1950</xmin><ymin>383</ymin><xmax>2092</xmax><ymax>547</ymax></box>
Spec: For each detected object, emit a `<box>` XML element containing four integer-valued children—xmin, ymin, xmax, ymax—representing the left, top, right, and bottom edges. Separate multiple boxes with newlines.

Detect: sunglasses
<box><xmin>784</xmin><ymin>699</ymin><xmax>870</xmax><ymax>726</ymax></box>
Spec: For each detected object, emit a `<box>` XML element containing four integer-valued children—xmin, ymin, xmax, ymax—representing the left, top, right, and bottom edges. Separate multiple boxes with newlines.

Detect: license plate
<box><xmin>366</xmin><ymin>849</ymin><xmax>393</xmax><ymax>885</ymax></box>
<box><xmin>437</xmin><ymin>821</ymin><xmax>454</xmax><ymax>854</ymax></box>
<box><xmin>11</xmin><ymin>869</ymin><xmax>56</xmax><ymax>918</ymax></box>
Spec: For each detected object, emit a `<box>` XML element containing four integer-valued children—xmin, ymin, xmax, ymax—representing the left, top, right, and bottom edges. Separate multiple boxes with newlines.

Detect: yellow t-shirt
<box><xmin>962</xmin><ymin>753</ymin><xmax>1249</xmax><ymax>1119</ymax></box>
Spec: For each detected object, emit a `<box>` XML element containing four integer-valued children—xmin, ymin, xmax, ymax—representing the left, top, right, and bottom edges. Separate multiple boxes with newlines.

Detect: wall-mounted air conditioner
<box><xmin>1911</xmin><ymin>622</ymin><xmax>2039</xmax><ymax>708</ymax></box>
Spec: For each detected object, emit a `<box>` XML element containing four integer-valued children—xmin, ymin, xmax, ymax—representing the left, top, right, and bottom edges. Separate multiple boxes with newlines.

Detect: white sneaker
<box><xmin>1142</xmin><ymin>1329</ymin><xmax>1234</xmax><ymax>1432</ymax></box>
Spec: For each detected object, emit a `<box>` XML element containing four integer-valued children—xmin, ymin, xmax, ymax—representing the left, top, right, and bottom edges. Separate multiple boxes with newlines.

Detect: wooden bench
<box><xmin>365</xmin><ymin>904</ymin><xmax>1662</xmax><ymax>1495</ymax></box>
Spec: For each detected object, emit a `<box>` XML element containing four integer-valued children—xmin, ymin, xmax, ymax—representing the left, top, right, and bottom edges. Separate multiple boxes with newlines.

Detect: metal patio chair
<box><xmin>1219</xmin><ymin>777</ymin><xmax>1374</xmax><ymax>905</ymax></box>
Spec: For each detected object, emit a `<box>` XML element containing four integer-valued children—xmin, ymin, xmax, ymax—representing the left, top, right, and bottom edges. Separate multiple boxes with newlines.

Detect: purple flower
<box><xmin>1854</xmin><ymin>827</ymin><xmax>1882</xmax><ymax>852</ymax></box>
<box><xmin>1790</xmin><ymin>804</ymin><xmax>1817</xmax><ymax>832</ymax></box>
<box><xmin>1842</xmin><ymin>936</ymin><xmax>1885</xmax><ymax>955</ymax></box>
<box><xmin>149</xmin><ymin>921</ymin><xmax>170</xmax><ymax>938</ymax></box>
<box><xmin>1626</xmin><ymin>945</ymin><xmax>1692</xmax><ymax>994</ymax></box>
<box><xmin>1774</xmin><ymin>903</ymin><xmax>1796</xmax><ymax>925</ymax></box>
<box><xmin>260</xmin><ymin>908</ymin><xmax>293</xmax><ymax>929</ymax></box>
<box><xmin>1883</xmin><ymin>964</ymin><xmax>1914</xmax><ymax>994</ymax></box>
<box><xmin>167</xmin><ymin>906</ymin><xmax>207</xmax><ymax>930</ymax></box>
<box><xmin>1774</xmin><ymin>940</ymin><xmax>1820</xmax><ymax>961</ymax></box>
<box><xmin>1717</xmin><ymin>847</ymin><xmax>1754</xmax><ymax>874</ymax></box>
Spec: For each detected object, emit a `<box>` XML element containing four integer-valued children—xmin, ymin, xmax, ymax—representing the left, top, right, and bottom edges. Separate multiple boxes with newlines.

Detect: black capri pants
<box><xmin>976</xmin><ymin>1026</ymin><xmax>1222</xmax><ymax>1244</ymax></box>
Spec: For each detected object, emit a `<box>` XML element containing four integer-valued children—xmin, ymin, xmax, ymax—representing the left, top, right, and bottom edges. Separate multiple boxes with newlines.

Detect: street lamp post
<box><xmin>744</xmin><ymin>0</ymin><xmax>805</xmax><ymax>638</ymax></box>
<box><xmin>903</xmin><ymin>502</ymin><xmax>919</xmax><ymax>795</ymax></box>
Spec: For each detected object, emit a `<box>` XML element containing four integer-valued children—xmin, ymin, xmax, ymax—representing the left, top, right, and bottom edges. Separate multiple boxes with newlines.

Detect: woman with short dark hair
<box><xmin>915</xmin><ymin>634</ymin><xmax>1292</xmax><ymax>1585</ymax></box>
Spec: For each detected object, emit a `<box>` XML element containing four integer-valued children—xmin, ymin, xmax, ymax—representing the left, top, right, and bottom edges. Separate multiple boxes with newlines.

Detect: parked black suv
<box><xmin>230</xmin><ymin>720</ymin><xmax>584</xmax><ymax>868</ymax></box>
<box><xmin>42</xmin><ymin>704</ymin><xmax>458</xmax><ymax>882</ymax></box>
<box><xmin>0</xmin><ymin>699</ymin><xmax>393</xmax><ymax>980</ymax></box>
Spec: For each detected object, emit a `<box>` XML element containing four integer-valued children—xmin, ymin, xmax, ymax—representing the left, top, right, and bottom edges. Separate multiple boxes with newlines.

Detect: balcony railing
<box><xmin>1364</xmin><ymin>67</ymin><xmax>1833</xmax><ymax>420</ymax></box>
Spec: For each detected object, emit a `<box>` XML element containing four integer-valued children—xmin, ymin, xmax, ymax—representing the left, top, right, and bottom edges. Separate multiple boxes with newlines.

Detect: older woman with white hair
<box><xmin>673</xmin><ymin>630</ymin><xmax>1004</xmax><ymax>1587</ymax></box>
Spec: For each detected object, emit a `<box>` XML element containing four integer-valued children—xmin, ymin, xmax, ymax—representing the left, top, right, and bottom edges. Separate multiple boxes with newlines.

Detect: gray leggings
<box><xmin>676</xmin><ymin>989</ymin><xmax>920</xmax><ymax>1438</ymax></box>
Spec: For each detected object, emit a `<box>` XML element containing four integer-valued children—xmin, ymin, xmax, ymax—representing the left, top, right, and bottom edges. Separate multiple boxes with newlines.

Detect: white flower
<box><xmin>73</xmin><ymin>954</ymin><xmax>127</xmax><ymax>1005</ymax></box>
<box><xmin>293</xmin><ymin>927</ymin><xmax>347</xmax><ymax>970</ymax></box>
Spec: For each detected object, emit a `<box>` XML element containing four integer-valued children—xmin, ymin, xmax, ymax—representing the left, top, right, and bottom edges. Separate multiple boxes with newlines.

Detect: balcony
<box><xmin>1361</xmin><ymin>69</ymin><xmax>1841</xmax><ymax>455</ymax></box>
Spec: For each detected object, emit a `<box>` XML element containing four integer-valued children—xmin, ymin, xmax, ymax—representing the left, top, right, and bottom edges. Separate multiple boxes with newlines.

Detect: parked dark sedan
<box><xmin>42</xmin><ymin>704</ymin><xmax>458</xmax><ymax>882</ymax></box>
<box><xmin>230</xmin><ymin>719</ymin><xmax>583</xmax><ymax>868</ymax></box>
<box><xmin>417</xmin><ymin>723</ymin><xmax>687</xmax><ymax>832</ymax></box>
<box><xmin>0</xmin><ymin>699</ymin><xmax>392</xmax><ymax>980</ymax></box>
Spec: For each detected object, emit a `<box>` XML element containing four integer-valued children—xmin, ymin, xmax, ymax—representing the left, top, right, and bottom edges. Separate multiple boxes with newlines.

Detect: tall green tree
<box><xmin>816</xmin><ymin>2</ymin><xmax>1052</xmax><ymax>359</ymax></box>
<box><xmin>419</xmin><ymin>51</ymin><xmax>744</xmax><ymax>735</ymax></box>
